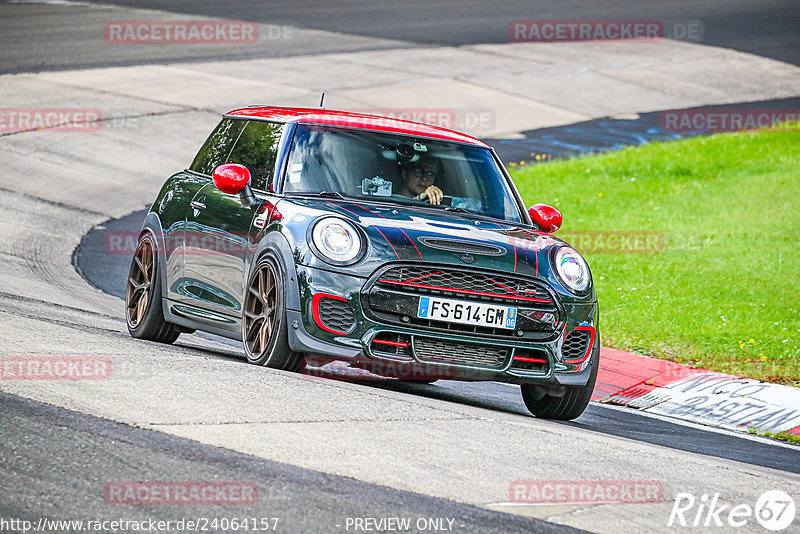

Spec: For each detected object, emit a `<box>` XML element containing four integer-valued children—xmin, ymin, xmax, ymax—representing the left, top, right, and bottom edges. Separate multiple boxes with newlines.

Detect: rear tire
<box><xmin>521</xmin><ymin>346</ymin><xmax>598</xmax><ymax>421</ymax></box>
<box><xmin>125</xmin><ymin>233</ymin><xmax>180</xmax><ymax>344</ymax></box>
<box><xmin>242</xmin><ymin>254</ymin><xmax>303</xmax><ymax>372</ymax></box>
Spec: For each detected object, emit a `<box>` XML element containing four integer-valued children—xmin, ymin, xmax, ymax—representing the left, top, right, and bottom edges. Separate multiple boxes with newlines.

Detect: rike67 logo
<box><xmin>668</xmin><ymin>490</ymin><xmax>796</xmax><ymax>531</ymax></box>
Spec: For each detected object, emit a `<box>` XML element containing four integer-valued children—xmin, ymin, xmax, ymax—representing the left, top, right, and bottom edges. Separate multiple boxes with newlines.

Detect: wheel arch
<box><xmin>250</xmin><ymin>230</ymin><xmax>363</xmax><ymax>359</ymax></box>
<box><xmin>250</xmin><ymin>230</ymin><xmax>302</xmax><ymax>312</ymax></box>
<box><xmin>139</xmin><ymin>212</ymin><xmax>169</xmax><ymax>318</ymax></box>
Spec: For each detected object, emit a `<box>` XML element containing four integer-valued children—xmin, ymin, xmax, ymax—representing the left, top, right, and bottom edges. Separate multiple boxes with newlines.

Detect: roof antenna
<box><xmin>319</xmin><ymin>92</ymin><xmax>326</xmax><ymax>109</ymax></box>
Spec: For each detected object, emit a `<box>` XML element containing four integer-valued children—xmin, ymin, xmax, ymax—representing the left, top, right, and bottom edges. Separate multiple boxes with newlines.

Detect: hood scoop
<box><xmin>418</xmin><ymin>237</ymin><xmax>506</xmax><ymax>256</ymax></box>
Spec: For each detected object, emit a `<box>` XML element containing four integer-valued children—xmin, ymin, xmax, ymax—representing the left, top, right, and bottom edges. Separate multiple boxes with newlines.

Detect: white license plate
<box><xmin>417</xmin><ymin>296</ymin><xmax>517</xmax><ymax>329</ymax></box>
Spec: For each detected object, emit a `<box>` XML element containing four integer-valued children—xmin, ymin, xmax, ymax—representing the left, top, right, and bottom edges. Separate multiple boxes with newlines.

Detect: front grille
<box><xmin>318</xmin><ymin>297</ymin><xmax>356</xmax><ymax>333</ymax></box>
<box><xmin>563</xmin><ymin>329</ymin><xmax>592</xmax><ymax>361</ymax></box>
<box><xmin>376</xmin><ymin>266</ymin><xmax>554</xmax><ymax>304</ymax></box>
<box><xmin>413</xmin><ymin>337</ymin><xmax>508</xmax><ymax>368</ymax></box>
<box><xmin>365</xmin><ymin>265</ymin><xmax>561</xmax><ymax>340</ymax></box>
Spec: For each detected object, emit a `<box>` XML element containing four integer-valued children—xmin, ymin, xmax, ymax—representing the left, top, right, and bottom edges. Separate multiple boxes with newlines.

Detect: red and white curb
<box><xmin>593</xmin><ymin>347</ymin><xmax>800</xmax><ymax>437</ymax></box>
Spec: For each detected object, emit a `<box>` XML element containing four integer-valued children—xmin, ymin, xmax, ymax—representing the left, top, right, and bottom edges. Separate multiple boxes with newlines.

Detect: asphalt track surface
<box><xmin>1</xmin><ymin>0</ymin><xmax>798</xmax><ymax>73</ymax></box>
<box><xmin>102</xmin><ymin>0</ymin><xmax>800</xmax><ymax>65</ymax></box>
<box><xmin>0</xmin><ymin>392</ymin><xmax>577</xmax><ymax>534</ymax></box>
<box><xmin>2</xmin><ymin>2</ymin><xmax>800</xmax><ymax>533</ymax></box>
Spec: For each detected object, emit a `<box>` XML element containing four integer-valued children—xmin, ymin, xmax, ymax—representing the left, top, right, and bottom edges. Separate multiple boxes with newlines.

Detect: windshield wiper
<box><xmin>418</xmin><ymin>202</ymin><xmax>506</xmax><ymax>223</ymax></box>
<box><xmin>289</xmin><ymin>191</ymin><xmax>346</xmax><ymax>199</ymax></box>
<box><xmin>418</xmin><ymin>202</ymin><xmax>468</xmax><ymax>214</ymax></box>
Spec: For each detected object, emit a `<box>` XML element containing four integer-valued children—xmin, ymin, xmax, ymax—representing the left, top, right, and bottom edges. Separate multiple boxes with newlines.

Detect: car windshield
<box><xmin>283</xmin><ymin>123</ymin><xmax>523</xmax><ymax>222</ymax></box>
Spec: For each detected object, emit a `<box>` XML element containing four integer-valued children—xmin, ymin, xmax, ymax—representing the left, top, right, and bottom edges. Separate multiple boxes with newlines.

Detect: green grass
<box><xmin>748</xmin><ymin>428</ymin><xmax>800</xmax><ymax>445</ymax></box>
<box><xmin>509</xmin><ymin>128</ymin><xmax>800</xmax><ymax>386</ymax></box>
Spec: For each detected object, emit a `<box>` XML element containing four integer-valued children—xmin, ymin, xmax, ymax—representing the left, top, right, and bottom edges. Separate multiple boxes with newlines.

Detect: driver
<box><xmin>398</xmin><ymin>157</ymin><xmax>444</xmax><ymax>205</ymax></box>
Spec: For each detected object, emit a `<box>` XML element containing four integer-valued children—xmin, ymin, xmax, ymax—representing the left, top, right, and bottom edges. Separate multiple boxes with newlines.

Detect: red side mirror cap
<box><xmin>528</xmin><ymin>203</ymin><xmax>562</xmax><ymax>233</ymax></box>
<box><xmin>212</xmin><ymin>163</ymin><xmax>251</xmax><ymax>195</ymax></box>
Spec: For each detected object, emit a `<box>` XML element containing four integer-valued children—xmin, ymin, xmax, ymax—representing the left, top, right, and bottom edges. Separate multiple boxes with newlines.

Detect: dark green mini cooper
<box><xmin>126</xmin><ymin>107</ymin><xmax>599</xmax><ymax>420</ymax></box>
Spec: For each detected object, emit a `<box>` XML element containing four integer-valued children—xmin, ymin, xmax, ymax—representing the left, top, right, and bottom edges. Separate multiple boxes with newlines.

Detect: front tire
<box><xmin>125</xmin><ymin>233</ymin><xmax>179</xmax><ymax>344</ymax></box>
<box><xmin>520</xmin><ymin>346</ymin><xmax>598</xmax><ymax>421</ymax></box>
<box><xmin>242</xmin><ymin>254</ymin><xmax>303</xmax><ymax>371</ymax></box>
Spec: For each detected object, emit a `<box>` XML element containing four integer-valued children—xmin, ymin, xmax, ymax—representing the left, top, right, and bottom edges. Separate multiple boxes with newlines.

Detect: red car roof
<box><xmin>226</xmin><ymin>106</ymin><xmax>489</xmax><ymax>147</ymax></box>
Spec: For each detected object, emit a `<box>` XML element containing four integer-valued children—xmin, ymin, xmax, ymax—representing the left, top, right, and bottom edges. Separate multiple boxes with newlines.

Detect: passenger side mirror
<box><xmin>528</xmin><ymin>203</ymin><xmax>562</xmax><ymax>233</ymax></box>
<box><xmin>212</xmin><ymin>163</ymin><xmax>262</xmax><ymax>211</ymax></box>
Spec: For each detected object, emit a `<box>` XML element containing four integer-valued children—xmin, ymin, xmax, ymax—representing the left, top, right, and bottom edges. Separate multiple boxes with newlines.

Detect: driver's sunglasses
<box><xmin>411</xmin><ymin>167</ymin><xmax>437</xmax><ymax>180</ymax></box>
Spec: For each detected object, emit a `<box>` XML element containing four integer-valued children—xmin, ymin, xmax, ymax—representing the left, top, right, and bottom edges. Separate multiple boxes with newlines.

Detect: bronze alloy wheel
<box><xmin>125</xmin><ymin>234</ymin><xmax>179</xmax><ymax>344</ymax></box>
<box><xmin>242</xmin><ymin>255</ymin><xmax>301</xmax><ymax>370</ymax></box>
<box><xmin>126</xmin><ymin>238</ymin><xmax>154</xmax><ymax>328</ymax></box>
<box><xmin>244</xmin><ymin>261</ymin><xmax>278</xmax><ymax>359</ymax></box>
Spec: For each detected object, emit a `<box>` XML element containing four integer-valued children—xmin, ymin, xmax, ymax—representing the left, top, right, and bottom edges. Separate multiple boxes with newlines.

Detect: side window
<box><xmin>189</xmin><ymin>118</ymin><xmax>246</xmax><ymax>175</ymax></box>
<box><xmin>226</xmin><ymin>120</ymin><xmax>283</xmax><ymax>191</ymax></box>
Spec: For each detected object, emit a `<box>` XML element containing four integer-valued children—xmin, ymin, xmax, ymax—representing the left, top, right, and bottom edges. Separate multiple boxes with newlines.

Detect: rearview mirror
<box><xmin>528</xmin><ymin>203</ymin><xmax>562</xmax><ymax>233</ymax></box>
<box><xmin>362</xmin><ymin>176</ymin><xmax>392</xmax><ymax>196</ymax></box>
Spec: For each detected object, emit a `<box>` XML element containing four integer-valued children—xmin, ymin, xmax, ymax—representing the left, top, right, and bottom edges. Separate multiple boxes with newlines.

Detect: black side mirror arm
<box><xmin>238</xmin><ymin>185</ymin><xmax>264</xmax><ymax>212</ymax></box>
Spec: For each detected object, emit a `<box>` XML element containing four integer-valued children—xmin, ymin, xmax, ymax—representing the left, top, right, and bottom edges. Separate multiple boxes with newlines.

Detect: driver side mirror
<box><xmin>212</xmin><ymin>163</ymin><xmax>262</xmax><ymax>211</ymax></box>
<box><xmin>528</xmin><ymin>203</ymin><xmax>562</xmax><ymax>233</ymax></box>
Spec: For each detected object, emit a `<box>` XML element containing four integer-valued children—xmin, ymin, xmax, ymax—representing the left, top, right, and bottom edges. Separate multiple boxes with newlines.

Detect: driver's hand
<box><xmin>417</xmin><ymin>185</ymin><xmax>443</xmax><ymax>205</ymax></box>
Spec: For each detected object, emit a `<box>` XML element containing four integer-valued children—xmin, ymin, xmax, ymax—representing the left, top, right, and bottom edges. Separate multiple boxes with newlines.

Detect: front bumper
<box><xmin>289</xmin><ymin>264</ymin><xmax>598</xmax><ymax>385</ymax></box>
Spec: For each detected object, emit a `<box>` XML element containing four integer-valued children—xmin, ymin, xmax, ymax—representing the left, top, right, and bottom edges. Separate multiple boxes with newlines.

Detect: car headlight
<box><xmin>553</xmin><ymin>246</ymin><xmax>591</xmax><ymax>293</ymax></box>
<box><xmin>310</xmin><ymin>217</ymin><xmax>364</xmax><ymax>265</ymax></box>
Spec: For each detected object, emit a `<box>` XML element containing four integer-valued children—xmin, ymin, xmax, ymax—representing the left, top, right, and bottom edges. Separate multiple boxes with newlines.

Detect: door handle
<box><xmin>190</xmin><ymin>200</ymin><xmax>206</xmax><ymax>218</ymax></box>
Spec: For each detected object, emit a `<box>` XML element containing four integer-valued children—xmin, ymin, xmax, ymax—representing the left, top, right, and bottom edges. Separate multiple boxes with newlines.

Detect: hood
<box><xmin>301</xmin><ymin>199</ymin><xmax>567</xmax><ymax>279</ymax></box>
